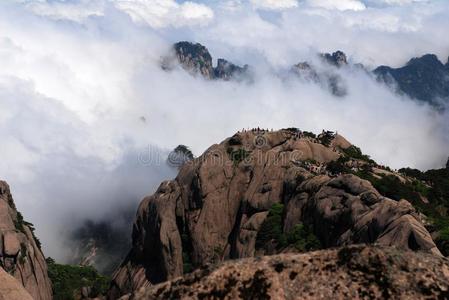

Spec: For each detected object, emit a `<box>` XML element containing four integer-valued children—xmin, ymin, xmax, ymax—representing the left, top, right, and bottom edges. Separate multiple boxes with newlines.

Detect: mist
<box><xmin>0</xmin><ymin>0</ymin><xmax>448</xmax><ymax>262</ymax></box>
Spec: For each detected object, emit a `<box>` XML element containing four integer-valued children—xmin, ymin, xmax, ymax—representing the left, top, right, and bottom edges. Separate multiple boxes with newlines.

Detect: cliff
<box><xmin>0</xmin><ymin>180</ymin><xmax>52</xmax><ymax>300</ymax></box>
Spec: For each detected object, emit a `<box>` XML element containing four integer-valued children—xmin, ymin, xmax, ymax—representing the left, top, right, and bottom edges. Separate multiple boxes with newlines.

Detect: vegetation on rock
<box><xmin>227</xmin><ymin>147</ymin><xmax>250</xmax><ymax>165</ymax></box>
<box><xmin>256</xmin><ymin>203</ymin><xmax>286</xmax><ymax>249</ymax></box>
<box><xmin>256</xmin><ymin>203</ymin><xmax>321</xmax><ymax>253</ymax></box>
<box><xmin>341</xmin><ymin>145</ymin><xmax>374</xmax><ymax>163</ymax></box>
<box><xmin>286</xmin><ymin>223</ymin><xmax>321</xmax><ymax>252</ymax></box>
<box><xmin>46</xmin><ymin>258</ymin><xmax>110</xmax><ymax>300</ymax></box>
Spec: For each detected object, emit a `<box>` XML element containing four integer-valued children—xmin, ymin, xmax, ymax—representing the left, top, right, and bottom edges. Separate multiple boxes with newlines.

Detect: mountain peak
<box><xmin>163</xmin><ymin>41</ymin><xmax>250</xmax><ymax>81</ymax></box>
<box><xmin>374</xmin><ymin>53</ymin><xmax>449</xmax><ymax>105</ymax></box>
<box><xmin>406</xmin><ymin>54</ymin><xmax>444</xmax><ymax>68</ymax></box>
<box><xmin>108</xmin><ymin>128</ymin><xmax>440</xmax><ymax>298</ymax></box>
<box><xmin>171</xmin><ymin>41</ymin><xmax>215</xmax><ymax>79</ymax></box>
<box><xmin>321</xmin><ymin>50</ymin><xmax>348</xmax><ymax>67</ymax></box>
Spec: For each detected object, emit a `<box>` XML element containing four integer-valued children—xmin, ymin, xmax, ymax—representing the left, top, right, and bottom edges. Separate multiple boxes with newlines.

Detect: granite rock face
<box><xmin>0</xmin><ymin>267</ymin><xmax>33</xmax><ymax>300</ymax></box>
<box><xmin>109</xmin><ymin>129</ymin><xmax>440</xmax><ymax>298</ymax></box>
<box><xmin>162</xmin><ymin>41</ymin><xmax>250</xmax><ymax>81</ymax></box>
<box><xmin>0</xmin><ymin>180</ymin><xmax>52</xmax><ymax>300</ymax></box>
<box><xmin>171</xmin><ymin>42</ymin><xmax>215</xmax><ymax>79</ymax></box>
<box><xmin>125</xmin><ymin>245</ymin><xmax>449</xmax><ymax>300</ymax></box>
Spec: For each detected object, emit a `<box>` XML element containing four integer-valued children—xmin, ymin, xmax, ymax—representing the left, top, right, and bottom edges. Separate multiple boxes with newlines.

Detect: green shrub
<box><xmin>286</xmin><ymin>223</ymin><xmax>321</xmax><ymax>252</ymax></box>
<box><xmin>256</xmin><ymin>203</ymin><xmax>286</xmax><ymax>249</ymax></box>
<box><xmin>302</xmin><ymin>131</ymin><xmax>316</xmax><ymax>139</ymax></box>
<box><xmin>398</xmin><ymin>167</ymin><xmax>424</xmax><ymax>179</ymax></box>
<box><xmin>13</xmin><ymin>211</ymin><xmax>42</xmax><ymax>249</ymax></box>
<box><xmin>342</xmin><ymin>146</ymin><xmax>374</xmax><ymax>163</ymax></box>
<box><xmin>318</xmin><ymin>134</ymin><xmax>333</xmax><ymax>147</ymax></box>
<box><xmin>374</xmin><ymin>175</ymin><xmax>421</xmax><ymax>203</ymax></box>
<box><xmin>256</xmin><ymin>204</ymin><xmax>322</xmax><ymax>253</ymax></box>
<box><xmin>14</xmin><ymin>211</ymin><xmax>25</xmax><ymax>232</ymax></box>
<box><xmin>46</xmin><ymin>258</ymin><xmax>110</xmax><ymax>300</ymax></box>
<box><xmin>228</xmin><ymin>148</ymin><xmax>250</xmax><ymax>165</ymax></box>
<box><xmin>174</xmin><ymin>145</ymin><xmax>194</xmax><ymax>160</ymax></box>
<box><xmin>327</xmin><ymin>156</ymin><xmax>350</xmax><ymax>174</ymax></box>
<box><xmin>284</xmin><ymin>128</ymin><xmax>300</xmax><ymax>133</ymax></box>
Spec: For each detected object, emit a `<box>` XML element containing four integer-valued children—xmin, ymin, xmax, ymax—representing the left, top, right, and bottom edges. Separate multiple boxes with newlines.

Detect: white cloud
<box><xmin>114</xmin><ymin>0</ymin><xmax>214</xmax><ymax>28</ymax></box>
<box><xmin>22</xmin><ymin>0</ymin><xmax>104</xmax><ymax>22</ymax></box>
<box><xmin>364</xmin><ymin>0</ymin><xmax>429</xmax><ymax>6</ymax></box>
<box><xmin>305</xmin><ymin>0</ymin><xmax>366</xmax><ymax>11</ymax></box>
<box><xmin>250</xmin><ymin>0</ymin><xmax>298</xmax><ymax>10</ymax></box>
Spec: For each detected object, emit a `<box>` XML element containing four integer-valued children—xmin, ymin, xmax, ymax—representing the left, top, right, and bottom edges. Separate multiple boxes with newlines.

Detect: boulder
<box><xmin>3</xmin><ymin>231</ymin><xmax>20</xmax><ymax>256</ymax></box>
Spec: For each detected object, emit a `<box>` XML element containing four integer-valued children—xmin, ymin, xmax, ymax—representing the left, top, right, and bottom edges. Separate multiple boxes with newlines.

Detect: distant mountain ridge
<box><xmin>374</xmin><ymin>54</ymin><xmax>449</xmax><ymax>107</ymax></box>
<box><xmin>163</xmin><ymin>41</ymin><xmax>449</xmax><ymax>106</ymax></box>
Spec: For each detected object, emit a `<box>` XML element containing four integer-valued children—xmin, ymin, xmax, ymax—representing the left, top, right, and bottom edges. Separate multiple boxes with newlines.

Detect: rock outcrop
<box><xmin>214</xmin><ymin>59</ymin><xmax>249</xmax><ymax>81</ymax></box>
<box><xmin>292</xmin><ymin>51</ymin><xmax>348</xmax><ymax>97</ymax></box>
<box><xmin>0</xmin><ymin>180</ymin><xmax>52</xmax><ymax>300</ymax></box>
<box><xmin>170</xmin><ymin>42</ymin><xmax>215</xmax><ymax>79</ymax></box>
<box><xmin>321</xmin><ymin>50</ymin><xmax>348</xmax><ymax>67</ymax></box>
<box><xmin>162</xmin><ymin>41</ymin><xmax>250</xmax><ymax>81</ymax></box>
<box><xmin>109</xmin><ymin>129</ymin><xmax>441</xmax><ymax>298</ymax></box>
<box><xmin>125</xmin><ymin>245</ymin><xmax>449</xmax><ymax>300</ymax></box>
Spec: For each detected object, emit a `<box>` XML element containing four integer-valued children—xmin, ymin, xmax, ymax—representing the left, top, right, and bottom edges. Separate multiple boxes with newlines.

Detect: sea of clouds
<box><xmin>1</xmin><ymin>0</ymin><xmax>449</xmax><ymax>261</ymax></box>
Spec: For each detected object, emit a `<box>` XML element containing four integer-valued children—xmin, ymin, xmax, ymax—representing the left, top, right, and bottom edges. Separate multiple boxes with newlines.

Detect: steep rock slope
<box><xmin>0</xmin><ymin>267</ymin><xmax>33</xmax><ymax>300</ymax></box>
<box><xmin>109</xmin><ymin>129</ymin><xmax>440</xmax><ymax>298</ymax></box>
<box><xmin>0</xmin><ymin>180</ymin><xmax>52</xmax><ymax>300</ymax></box>
<box><xmin>375</xmin><ymin>54</ymin><xmax>449</xmax><ymax>106</ymax></box>
<box><xmin>126</xmin><ymin>245</ymin><xmax>449</xmax><ymax>300</ymax></box>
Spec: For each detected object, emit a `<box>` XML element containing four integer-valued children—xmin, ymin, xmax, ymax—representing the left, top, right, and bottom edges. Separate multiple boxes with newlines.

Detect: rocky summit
<box><xmin>108</xmin><ymin>129</ymin><xmax>442</xmax><ymax>299</ymax></box>
<box><xmin>0</xmin><ymin>181</ymin><xmax>52</xmax><ymax>300</ymax></box>
<box><xmin>162</xmin><ymin>41</ymin><xmax>250</xmax><ymax>81</ymax></box>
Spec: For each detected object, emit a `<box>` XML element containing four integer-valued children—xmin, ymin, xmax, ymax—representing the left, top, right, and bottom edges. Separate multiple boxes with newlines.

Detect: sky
<box><xmin>0</xmin><ymin>0</ymin><xmax>448</xmax><ymax>261</ymax></box>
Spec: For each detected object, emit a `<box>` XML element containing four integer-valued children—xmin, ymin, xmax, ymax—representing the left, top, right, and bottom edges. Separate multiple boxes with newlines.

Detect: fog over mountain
<box><xmin>0</xmin><ymin>0</ymin><xmax>448</xmax><ymax>262</ymax></box>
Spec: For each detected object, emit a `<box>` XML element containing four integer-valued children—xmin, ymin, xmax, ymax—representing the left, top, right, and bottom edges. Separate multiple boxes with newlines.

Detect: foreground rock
<box><xmin>109</xmin><ymin>129</ymin><xmax>440</xmax><ymax>298</ymax></box>
<box><xmin>125</xmin><ymin>245</ymin><xmax>449</xmax><ymax>300</ymax></box>
<box><xmin>0</xmin><ymin>181</ymin><xmax>52</xmax><ymax>300</ymax></box>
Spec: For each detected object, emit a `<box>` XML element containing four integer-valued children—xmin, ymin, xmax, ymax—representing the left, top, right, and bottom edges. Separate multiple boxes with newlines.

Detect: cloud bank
<box><xmin>0</xmin><ymin>0</ymin><xmax>448</xmax><ymax>261</ymax></box>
